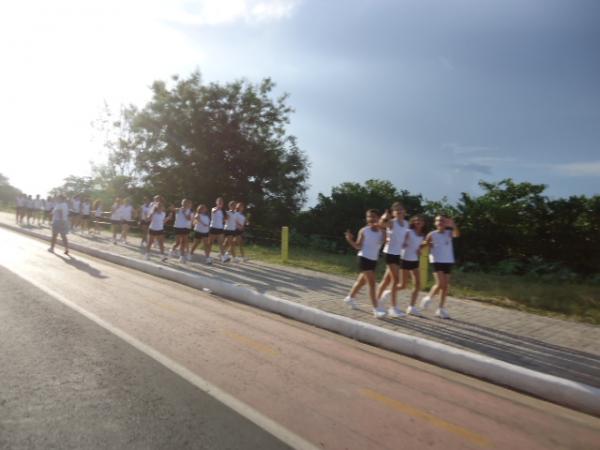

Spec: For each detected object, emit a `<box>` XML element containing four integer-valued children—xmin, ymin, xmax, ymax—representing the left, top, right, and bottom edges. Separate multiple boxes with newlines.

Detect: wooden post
<box><xmin>419</xmin><ymin>244</ymin><xmax>429</xmax><ymax>289</ymax></box>
<box><xmin>281</xmin><ymin>226</ymin><xmax>289</xmax><ymax>262</ymax></box>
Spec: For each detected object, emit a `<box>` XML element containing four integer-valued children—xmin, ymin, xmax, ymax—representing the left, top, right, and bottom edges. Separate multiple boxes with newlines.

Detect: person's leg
<box><xmin>146</xmin><ymin>235</ymin><xmax>154</xmax><ymax>254</ymax></box>
<box><xmin>50</xmin><ymin>230</ymin><xmax>58</xmax><ymax>251</ymax></box>
<box><xmin>206</xmin><ymin>235</ymin><xmax>214</xmax><ymax>258</ymax></box>
<box><xmin>181</xmin><ymin>235</ymin><xmax>189</xmax><ymax>257</ymax></box>
<box><xmin>218</xmin><ymin>234</ymin><xmax>226</xmax><ymax>257</ymax></box>
<box><xmin>349</xmin><ymin>273</ymin><xmax>366</xmax><ymax>298</ymax></box>
<box><xmin>238</xmin><ymin>235</ymin><xmax>245</xmax><ymax>258</ymax></box>
<box><xmin>190</xmin><ymin>238</ymin><xmax>199</xmax><ymax>254</ymax></box>
<box><xmin>121</xmin><ymin>223</ymin><xmax>129</xmax><ymax>242</ymax></box>
<box><xmin>439</xmin><ymin>273</ymin><xmax>450</xmax><ymax>308</ymax></box>
<box><xmin>112</xmin><ymin>223</ymin><xmax>118</xmax><ymax>242</ymax></box>
<box><xmin>376</xmin><ymin>269</ymin><xmax>391</xmax><ymax>300</ymax></box>
<box><xmin>428</xmin><ymin>272</ymin><xmax>442</xmax><ymax>299</ymax></box>
<box><xmin>409</xmin><ymin>269</ymin><xmax>420</xmax><ymax>306</ymax></box>
<box><xmin>203</xmin><ymin>237</ymin><xmax>211</xmax><ymax>258</ymax></box>
<box><xmin>158</xmin><ymin>235</ymin><xmax>165</xmax><ymax>255</ymax></box>
<box><xmin>61</xmin><ymin>232</ymin><xmax>69</xmax><ymax>255</ymax></box>
<box><xmin>364</xmin><ymin>271</ymin><xmax>378</xmax><ymax>308</ymax></box>
<box><xmin>388</xmin><ymin>264</ymin><xmax>400</xmax><ymax>307</ymax></box>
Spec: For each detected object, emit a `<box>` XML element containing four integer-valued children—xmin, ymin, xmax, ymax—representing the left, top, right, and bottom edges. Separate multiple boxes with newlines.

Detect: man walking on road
<box><xmin>49</xmin><ymin>194</ymin><xmax>70</xmax><ymax>255</ymax></box>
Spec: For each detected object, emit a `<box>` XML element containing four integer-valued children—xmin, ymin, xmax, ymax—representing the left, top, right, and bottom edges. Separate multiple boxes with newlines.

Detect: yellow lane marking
<box><xmin>224</xmin><ymin>330</ymin><xmax>280</xmax><ymax>357</ymax></box>
<box><xmin>360</xmin><ymin>388</ymin><xmax>492</xmax><ymax>448</ymax></box>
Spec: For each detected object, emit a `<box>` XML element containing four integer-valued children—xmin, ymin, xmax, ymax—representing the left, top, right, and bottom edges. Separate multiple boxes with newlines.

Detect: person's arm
<box><xmin>344</xmin><ymin>227</ymin><xmax>364</xmax><ymax>251</ymax></box>
<box><xmin>445</xmin><ymin>218</ymin><xmax>460</xmax><ymax>238</ymax></box>
<box><xmin>422</xmin><ymin>231</ymin><xmax>434</xmax><ymax>248</ymax></box>
<box><xmin>379</xmin><ymin>209</ymin><xmax>393</xmax><ymax>229</ymax></box>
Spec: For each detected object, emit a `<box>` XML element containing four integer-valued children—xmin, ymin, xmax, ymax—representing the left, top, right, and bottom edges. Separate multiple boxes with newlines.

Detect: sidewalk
<box><xmin>2</xmin><ymin>212</ymin><xmax>599</xmax><ymax>389</ymax></box>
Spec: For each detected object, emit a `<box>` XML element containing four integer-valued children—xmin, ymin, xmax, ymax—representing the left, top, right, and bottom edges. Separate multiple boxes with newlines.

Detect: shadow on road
<box><xmin>54</xmin><ymin>254</ymin><xmax>109</xmax><ymax>279</ymax></box>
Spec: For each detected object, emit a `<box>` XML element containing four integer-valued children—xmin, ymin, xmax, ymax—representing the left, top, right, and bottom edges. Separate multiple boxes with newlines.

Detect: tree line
<box><xmin>41</xmin><ymin>72</ymin><xmax>597</xmax><ymax>277</ymax></box>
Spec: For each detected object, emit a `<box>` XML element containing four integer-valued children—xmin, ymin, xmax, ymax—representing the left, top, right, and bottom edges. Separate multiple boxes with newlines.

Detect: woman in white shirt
<box><xmin>169</xmin><ymin>198</ymin><xmax>193</xmax><ymax>263</ymax></box>
<box><xmin>399</xmin><ymin>215</ymin><xmax>427</xmax><ymax>316</ymax></box>
<box><xmin>190</xmin><ymin>204</ymin><xmax>211</xmax><ymax>263</ymax></box>
<box><xmin>49</xmin><ymin>194</ymin><xmax>70</xmax><ymax>255</ymax></box>
<box><xmin>110</xmin><ymin>197</ymin><xmax>122</xmax><ymax>244</ymax></box>
<box><xmin>420</xmin><ymin>215</ymin><xmax>460</xmax><ymax>319</ymax></box>
<box><xmin>144</xmin><ymin>201</ymin><xmax>168</xmax><ymax>261</ymax></box>
<box><xmin>119</xmin><ymin>198</ymin><xmax>134</xmax><ymax>244</ymax></box>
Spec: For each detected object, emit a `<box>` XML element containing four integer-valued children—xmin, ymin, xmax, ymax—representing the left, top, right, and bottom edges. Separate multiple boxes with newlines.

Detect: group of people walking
<box><xmin>17</xmin><ymin>193</ymin><xmax>248</xmax><ymax>265</ymax></box>
<box><xmin>344</xmin><ymin>202</ymin><xmax>459</xmax><ymax>320</ymax></box>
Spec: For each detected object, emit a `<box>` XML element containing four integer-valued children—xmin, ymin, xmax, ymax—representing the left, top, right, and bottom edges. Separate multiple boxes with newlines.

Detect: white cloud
<box><xmin>553</xmin><ymin>161</ymin><xmax>600</xmax><ymax>177</ymax></box>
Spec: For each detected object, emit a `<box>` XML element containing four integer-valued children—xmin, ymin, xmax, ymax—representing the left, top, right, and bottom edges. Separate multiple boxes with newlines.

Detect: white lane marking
<box><xmin>3</xmin><ymin>265</ymin><xmax>318</xmax><ymax>450</ymax></box>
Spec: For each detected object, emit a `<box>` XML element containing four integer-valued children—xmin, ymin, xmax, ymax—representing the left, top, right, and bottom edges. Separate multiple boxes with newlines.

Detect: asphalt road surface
<box><xmin>1</xmin><ymin>227</ymin><xmax>599</xmax><ymax>450</ymax></box>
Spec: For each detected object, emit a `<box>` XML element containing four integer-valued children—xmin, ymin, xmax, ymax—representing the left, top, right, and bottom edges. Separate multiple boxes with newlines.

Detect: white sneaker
<box><xmin>387</xmin><ymin>307</ymin><xmax>406</xmax><ymax>318</ymax></box>
<box><xmin>161</xmin><ymin>255</ymin><xmax>168</xmax><ymax>262</ymax></box>
<box><xmin>373</xmin><ymin>307</ymin><xmax>387</xmax><ymax>319</ymax></box>
<box><xmin>420</xmin><ymin>296</ymin><xmax>432</xmax><ymax>310</ymax></box>
<box><xmin>406</xmin><ymin>305</ymin><xmax>423</xmax><ymax>317</ymax></box>
<box><xmin>343</xmin><ymin>296</ymin><xmax>358</xmax><ymax>310</ymax></box>
<box><xmin>435</xmin><ymin>308</ymin><xmax>451</xmax><ymax>319</ymax></box>
<box><xmin>112</xmin><ymin>238</ymin><xmax>117</xmax><ymax>244</ymax></box>
<box><xmin>169</xmin><ymin>249</ymin><xmax>176</xmax><ymax>258</ymax></box>
<box><xmin>144</xmin><ymin>253</ymin><xmax>150</xmax><ymax>260</ymax></box>
<box><xmin>179</xmin><ymin>256</ymin><xmax>186</xmax><ymax>264</ymax></box>
<box><xmin>221</xmin><ymin>254</ymin><xmax>231</xmax><ymax>263</ymax></box>
<box><xmin>206</xmin><ymin>257</ymin><xmax>213</xmax><ymax>265</ymax></box>
<box><xmin>379</xmin><ymin>290</ymin><xmax>391</xmax><ymax>308</ymax></box>
<box><xmin>185</xmin><ymin>254</ymin><xmax>192</xmax><ymax>261</ymax></box>
<box><xmin>235</xmin><ymin>256</ymin><xmax>243</xmax><ymax>263</ymax></box>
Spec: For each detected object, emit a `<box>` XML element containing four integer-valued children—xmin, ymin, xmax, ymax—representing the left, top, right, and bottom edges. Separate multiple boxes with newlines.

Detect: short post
<box><xmin>281</xmin><ymin>226</ymin><xmax>289</xmax><ymax>263</ymax></box>
<box><xmin>419</xmin><ymin>245</ymin><xmax>429</xmax><ymax>289</ymax></box>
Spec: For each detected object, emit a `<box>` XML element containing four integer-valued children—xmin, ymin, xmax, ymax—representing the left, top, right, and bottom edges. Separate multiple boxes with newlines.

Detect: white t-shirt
<box><xmin>95</xmin><ymin>206</ymin><xmax>103</xmax><ymax>218</ymax></box>
<box><xmin>110</xmin><ymin>204</ymin><xmax>122</xmax><ymax>221</ymax></box>
<box><xmin>224</xmin><ymin>210</ymin><xmax>237</xmax><ymax>230</ymax></box>
<box><xmin>149</xmin><ymin>210</ymin><xmax>166</xmax><ymax>231</ymax></box>
<box><xmin>428</xmin><ymin>229</ymin><xmax>455</xmax><ymax>264</ymax></box>
<box><xmin>235</xmin><ymin>212</ymin><xmax>246</xmax><ymax>230</ymax></box>
<box><xmin>52</xmin><ymin>202</ymin><xmax>70</xmax><ymax>223</ymax></box>
<box><xmin>120</xmin><ymin>205</ymin><xmax>133</xmax><ymax>221</ymax></box>
<box><xmin>141</xmin><ymin>204</ymin><xmax>152</xmax><ymax>221</ymax></box>
<box><xmin>402</xmin><ymin>229</ymin><xmax>423</xmax><ymax>262</ymax></box>
<box><xmin>194</xmin><ymin>214</ymin><xmax>210</xmax><ymax>234</ymax></box>
<box><xmin>174</xmin><ymin>208</ymin><xmax>192</xmax><ymax>228</ymax></box>
<box><xmin>81</xmin><ymin>202</ymin><xmax>91</xmax><ymax>215</ymax></box>
<box><xmin>33</xmin><ymin>198</ymin><xmax>43</xmax><ymax>209</ymax></box>
<box><xmin>383</xmin><ymin>218</ymin><xmax>408</xmax><ymax>256</ymax></box>
<box><xmin>210</xmin><ymin>208</ymin><xmax>224</xmax><ymax>229</ymax></box>
<box><xmin>45</xmin><ymin>201</ymin><xmax>54</xmax><ymax>212</ymax></box>
<box><xmin>358</xmin><ymin>227</ymin><xmax>384</xmax><ymax>261</ymax></box>
<box><xmin>71</xmin><ymin>199</ymin><xmax>80</xmax><ymax>213</ymax></box>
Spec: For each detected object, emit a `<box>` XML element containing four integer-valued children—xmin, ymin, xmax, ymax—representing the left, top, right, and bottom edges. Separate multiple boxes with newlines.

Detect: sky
<box><xmin>1</xmin><ymin>0</ymin><xmax>599</xmax><ymax>205</ymax></box>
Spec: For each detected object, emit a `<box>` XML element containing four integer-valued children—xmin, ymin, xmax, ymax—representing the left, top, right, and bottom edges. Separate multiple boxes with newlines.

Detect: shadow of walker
<box><xmin>55</xmin><ymin>254</ymin><xmax>109</xmax><ymax>279</ymax></box>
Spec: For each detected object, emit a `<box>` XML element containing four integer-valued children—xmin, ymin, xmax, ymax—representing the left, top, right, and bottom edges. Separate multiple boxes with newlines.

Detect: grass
<box><xmin>245</xmin><ymin>243</ymin><xmax>600</xmax><ymax>325</ymax></box>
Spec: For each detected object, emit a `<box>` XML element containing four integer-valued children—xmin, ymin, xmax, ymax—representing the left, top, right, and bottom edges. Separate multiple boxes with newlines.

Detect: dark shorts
<box><xmin>149</xmin><ymin>229</ymin><xmax>164</xmax><ymax>236</ymax></box>
<box><xmin>194</xmin><ymin>231</ymin><xmax>209</xmax><ymax>239</ymax></box>
<box><xmin>235</xmin><ymin>230</ymin><xmax>244</xmax><ymax>237</ymax></box>
<box><xmin>173</xmin><ymin>227</ymin><xmax>191</xmax><ymax>236</ymax></box>
<box><xmin>224</xmin><ymin>229</ymin><xmax>237</xmax><ymax>237</ymax></box>
<box><xmin>110</xmin><ymin>219</ymin><xmax>122</xmax><ymax>225</ymax></box>
<box><xmin>209</xmin><ymin>227</ymin><xmax>224</xmax><ymax>235</ymax></box>
<box><xmin>432</xmin><ymin>262</ymin><xmax>453</xmax><ymax>274</ymax></box>
<box><xmin>139</xmin><ymin>220</ymin><xmax>150</xmax><ymax>226</ymax></box>
<box><xmin>401</xmin><ymin>259</ymin><xmax>419</xmax><ymax>270</ymax></box>
<box><xmin>384</xmin><ymin>253</ymin><xmax>401</xmax><ymax>265</ymax></box>
<box><xmin>358</xmin><ymin>256</ymin><xmax>377</xmax><ymax>272</ymax></box>
<box><xmin>81</xmin><ymin>215</ymin><xmax>90</xmax><ymax>220</ymax></box>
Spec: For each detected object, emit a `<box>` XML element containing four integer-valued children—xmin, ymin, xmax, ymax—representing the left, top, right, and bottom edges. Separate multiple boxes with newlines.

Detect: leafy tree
<box><xmin>98</xmin><ymin>71</ymin><xmax>309</xmax><ymax>227</ymax></box>
<box><xmin>0</xmin><ymin>173</ymin><xmax>22</xmax><ymax>206</ymax></box>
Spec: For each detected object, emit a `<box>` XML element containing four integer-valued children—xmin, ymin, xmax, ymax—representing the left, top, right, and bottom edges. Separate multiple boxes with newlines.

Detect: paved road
<box><xmin>2</xmin><ymin>213</ymin><xmax>599</xmax><ymax>391</ymax></box>
<box><xmin>1</xmin><ymin>228</ymin><xmax>599</xmax><ymax>449</ymax></box>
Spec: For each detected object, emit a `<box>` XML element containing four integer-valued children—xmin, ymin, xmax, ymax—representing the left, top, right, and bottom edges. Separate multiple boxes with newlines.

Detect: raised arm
<box><xmin>344</xmin><ymin>227</ymin><xmax>364</xmax><ymax>251</ymax></box>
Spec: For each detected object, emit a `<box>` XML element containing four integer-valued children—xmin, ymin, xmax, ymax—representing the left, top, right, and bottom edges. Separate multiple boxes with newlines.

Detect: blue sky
<box><xmin>1</xmin><ymin>0</ymin><xmax>598</xmax><ymax>204</ymax></box>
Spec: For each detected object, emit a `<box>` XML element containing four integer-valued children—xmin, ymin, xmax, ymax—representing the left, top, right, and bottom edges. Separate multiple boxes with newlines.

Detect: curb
<box><xmin>3</xmin><ymin>222</ymin><xmax>600</xmax><ymax>417</ymax></box>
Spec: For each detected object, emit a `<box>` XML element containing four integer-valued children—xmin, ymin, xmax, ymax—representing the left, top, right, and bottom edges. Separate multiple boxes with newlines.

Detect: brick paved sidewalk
<box><xmin>2</xmin><ymin>212</ymin><xmax>599</xmax><ymax>388</ymax></box>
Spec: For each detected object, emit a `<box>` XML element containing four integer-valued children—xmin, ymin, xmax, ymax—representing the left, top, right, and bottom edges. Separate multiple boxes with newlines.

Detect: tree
<box><xmin>0</xmin><ymin>173</ymin><xmax>22</xmax><ymax>206</ymax></box>
<box><xmin>295</xmin><ymin>179</ymin><xmax>424</xmax><ymax>243</ymax></box>
<box><xmin>98</xmin><ymin>71</ymin><xmax>309</xmax><ymax>227</ymax></box>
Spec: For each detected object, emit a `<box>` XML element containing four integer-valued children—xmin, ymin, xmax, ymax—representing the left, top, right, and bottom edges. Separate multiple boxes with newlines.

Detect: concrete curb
<box><xmin>3</xmin><ymin>222</ymin><xmax>600</xmax><ymax>417</ymax></box>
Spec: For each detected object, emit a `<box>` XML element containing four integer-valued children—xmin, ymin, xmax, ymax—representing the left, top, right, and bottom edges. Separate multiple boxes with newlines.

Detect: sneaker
<box><xmin>161</xmin><ymin>256</ymin><xmax>168</xmax><ymax>262</ymax></box>
<box><xmin>406</xmin><ymin>305</ymin><xmax>423</xmax><ymax>317</ymax></box>
<box><xmin>235</xmin><ymin>256</ymin><xmax>243</xmax><ymax>263</ymax></box>
<box><xmin>379</xmin><ymin>290</ymin><xmax>391</xmax><ymax>308</ymax></box>
<box><xmin>169</xmin><ymin>249</ymin><xmax>176</xmax><ymax>258</ymax></box>
<box><xmin>112</xmin><ymin>239</ymin><xmax>117</xmax><ymax>245</ymax></box>
<box><xmin>144</xmin><ymin>253</ymin><xmax>150</xmax><ymax>260</ymax></box>
<box><xmin>420</xmin><ymin>296</ymin><xmax>432</xmax><ymax>310</ymax></box>
<box><xmin>387</xmin><ymin>307</ymin><xmax>406</xmax><ymax>318</ymax></box>
<box><xmin>343</xmin><ymin>296</ymin><xmax>358</xmax><ymax>310</ymax></box>
<box><xmin>221</xmin><ymin>254</ymin><xmax>231</xmax><ymax>263</ymax></box>
<box><xmin>178</xmin><ymin>256</ymin><xmax>186</xmax><ymax>264</ymax></box>
<box><xmin>185</xmin><ymin>254</ymin><xmax>192</xmax><ymax>261</ymax></box>
<box><xmin>205</xmin><ymin>257</ymin><xmax>213</xmax><ymax>265</ymax></box>
<box><xmin>373</xmin><ymin>307</ymin><xmax>387</xmax><ymax>319</ymax></box>
<box><xmin>435</xmin><ymin>308</ymin><xmax>451</xmax><ymax>319</ymax></box>
<box><xmin>47</xmin><ymin>247</ymin><xmax>54</xmax><ymax>253</ymax></box>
